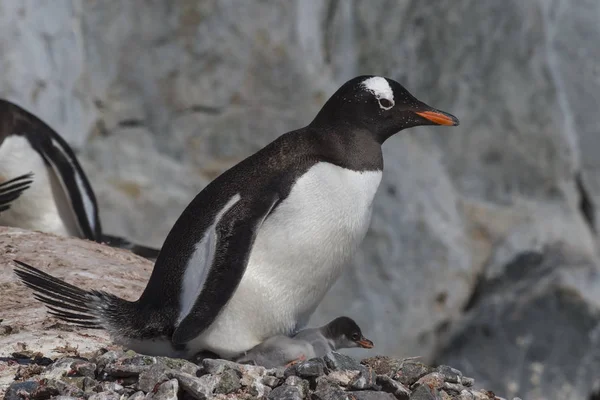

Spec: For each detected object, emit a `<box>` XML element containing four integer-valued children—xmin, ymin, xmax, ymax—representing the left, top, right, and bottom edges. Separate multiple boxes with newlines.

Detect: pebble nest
<box><xmin>1</xmin><ymin>349</ymin><xmax>522</xmax><ymax>400</ymax></box>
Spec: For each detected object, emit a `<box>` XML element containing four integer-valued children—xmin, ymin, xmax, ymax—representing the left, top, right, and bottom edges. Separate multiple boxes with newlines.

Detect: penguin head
<box><xmin>324</xmin><ymin>316</ymin><xmax>374</xmax><ymax>350</ymax></box>
<box><xmin>311</xmin><ymin>75</ymin><xmax>459</xmax><ymax>144</ymax></box>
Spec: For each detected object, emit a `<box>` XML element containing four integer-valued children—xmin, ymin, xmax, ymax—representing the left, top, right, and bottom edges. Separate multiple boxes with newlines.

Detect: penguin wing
<box><xmin>100</xmin><ymin>233</ymin><xmax>161</xmax><ymax>261</ymax></box>
<box><xmin>0</xmin><ymin>172</ymin><xmax>34</xmax><ymax>213</ymax></box>
<box><xmin>171</xmin><ymin>192</ymin><xmax>280</xmax><ymax>345</ymax></box>
<box><xmin>37</xmin><ymin>138</ymin><xmax>102</xmax><ymax>241</ymax></box>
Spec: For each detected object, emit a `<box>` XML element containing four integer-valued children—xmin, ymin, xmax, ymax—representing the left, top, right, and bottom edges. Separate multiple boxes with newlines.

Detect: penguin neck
<box><xmin>318</xmin><ymin>329</ymin><xmax>339</xmax><ymax>351</ymax></box>
<box><xmin>306</xmin><ymin>122</ymin><xmax>383</xmax><ymax>172</ymax></box>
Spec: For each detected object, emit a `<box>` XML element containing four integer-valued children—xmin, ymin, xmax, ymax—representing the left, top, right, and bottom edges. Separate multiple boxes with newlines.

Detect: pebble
<box><xmin>349</xmin><ymin>391</ymin><xmax>397</xmax><ymax>400</ymax></box>
<box><xmin>4</xmin><ymin>380</ymin><xmax>40</xmax><ymax>400</ymax></box>
<box><xmin>409</xmin><ymin>385</ymin><xmax>438</xmax><ymax>400</ymax></box>
<box><xmin>268</xmin><ymin>385</ymin><xmax>304</xmax><ymax>400</ymax></box>
<box><xmin>435</xmin><ymin>365</ymin><xmax>463</xmax><ymax>384</ymax></box>
<box><xmin>294</xmin><ymin>358</ymin><xmax>326</xmax><ymax>378</ymax></box>
<box><xmin>394</xmin><ymin>360</ymin><xmax>435</xmax><ymax>387</ymax></box>
<box><xmin>1</xmin><ymin>349</ymin><xmax>512</xmax><ymax>400</ymax></box>
<box><xmin>148</xmin><ymin>379</ymin><xmax>179</xmax><ymax>400</ymax></box>
<box><xmin>376</xmin><ymin>375</ymin><xmax>411</xmax><ymax>400</ymax></box>
<box><xmin>88</xmin><ymin>391</ymin><xmax>121</xmax><ymax>400</ymax></box>
<box><xmin>214</xmin><ymin>368</ymin><xmax>242</xmax><ymax>394</ymax></box>
<box><xmin>324</xmin><ymin>351</ymin><xmax>364</xmax><ymax>372</ymax></box>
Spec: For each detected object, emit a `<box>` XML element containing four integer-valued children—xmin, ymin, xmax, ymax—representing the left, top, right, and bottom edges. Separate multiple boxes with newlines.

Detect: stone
<box><xmin>461</xmin><ymin>377</ymin><xmax>475</xmax><ymax>387</ymax></box>
<box><xmin>103</xmin><ymin>354</ymin><xmax>157</xmax><ymax>377</ymax></box>
<box><xmin>128</xmin><ymin>391</ymin><xmax>146</xmax><ymax>400</ymax></box>
<box><xmin>148</xmin><ymin>379</ymin><xmax>179</xmax><ymax>400</ymax></box>
<box><xmin>267</xmin><ymin>385</ymin><xmax>303</xmax><ymax>400</ymax></box>
<box><xmin>201</xmin><ymin>358</ymin><xmax>243</xmax><ymax>375</ymax></box>
<box><xmin>435</xmin><ymin>365</ymin><xmax>463</xmax><ymax>384</ymax></box>
<box><xmin>362</xmin><ymin>357</ymin><xmax>404</xmax><ymax>377</ymax></box>
<box><xmin>327</xmin><ymin>370</ymin><xmax>360</xmax><ymax>387</ymax></box>
<box><xmin>393</xmin><ymin>361</ymin><xmax>434</xmax><ymax>387</ymax></box>
<box><xmin>284</xmin><ymin>375</ymin><xmax>310</xmax><ymax>398</ymax></box>
<box><xmin>99</xmin><ymin>381</ymin><xmax>125</xmax><ymax>394</ymax></box>
<box><xmin>41</xmin><ymin>358</ymin><xmax>81</xmax><ymax>380</ymax></box>
<box><xmin>88</xmin><ymin>391</ymin><xmax>121</xmax><ymax>400</ymax></box>
<box><xmin>348</xmin><ymin>391</ymin><xmax>397</xmax><ymax>400</ymax></box>
<box><xmin>168</xmin><ymin>370</ymin><xmax>218</xmax><ymax>400</ymax></box>
<box><xmin>294</xmin><ymin>358</ymin><xmax>326</xmax><ymax>378</ymax></box>
<box><xmin>413</xmin><ymin>373</ymin><xmax>445</xmax><ymax>392</ymax></box>
<box><xmin>94</xmin><ymin>351</ymin><xmax>124</xmax><ymax>369</ymax></box>
<box><xmin>214</xmin><ymin>368</ymin><xmax>242</xmax><ymax>394</ymax></box>
<box><xmin>349</xmin><ymin>368</ymin><xmax>378</xmax><ymax>390</ymax></box>
<box><xmin>311</xmin><ymin>383</ymin><xmax>350</xmax><ymax>400</ymax></box>
<box><xmin>138</xmin><ymin>364</ymin><xmax>171</xmax><ymax>393</ymax></box>
<box><xmin>324</xmin><ymin>352</ymin><xmax>364</xmax><ymax>372</ymax></box>
<box><xmin>72</xmin><ymin>360</ymin><xmax>97</xmax><ymax>378</ymax></box>
<box><xmin>409</xmin><ymin>385</ymin><xmax>437</xmax><ymax>400</ymax></box>
<box><xmin>156</xmin><ymin>357</ymin><xmax>199</xmax><ymax>376</ymax></box>
<box><xmin>376</xmin><ymin>375</ymin><xmax>411</xmax><ymax>400</ymax></box>
<box><xmin>4</xmin><ymin>380</ymin><xmax>40</xmax><ymax>400</ymax></box>
<box><xmin>262</xmin><ymin>375</ymin><xmax>281</xmax><ymax>388</ymax></box>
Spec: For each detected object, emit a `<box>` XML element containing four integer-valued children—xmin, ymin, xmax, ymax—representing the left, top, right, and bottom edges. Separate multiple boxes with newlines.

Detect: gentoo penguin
<box><xmin>0</xmin><ymin>100</ymin><xmax>160</xmax><ymax>260</ymax></box>
<box><xmin>13</xmin><ymin>75</ymin><xmax>459</xmax><ymax>359</ymax></box>
<box><xmin>235</xmin><ymin>316</ymin><xmax>373</xmax><ymax>368</ymax></box>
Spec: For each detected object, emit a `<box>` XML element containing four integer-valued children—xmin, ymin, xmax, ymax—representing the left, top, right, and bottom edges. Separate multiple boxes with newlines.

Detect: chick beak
<box><xmin>357</xmin><ymin>337</ymin><xmax>374</xmax><ymax>349</ymax></box>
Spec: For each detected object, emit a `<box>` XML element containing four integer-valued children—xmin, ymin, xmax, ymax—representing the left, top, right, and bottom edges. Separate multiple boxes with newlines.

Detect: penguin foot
<box><xmin>285</xmin><ymin>354</ymin><xmax>307</xmax><ymax>368</ymax></box>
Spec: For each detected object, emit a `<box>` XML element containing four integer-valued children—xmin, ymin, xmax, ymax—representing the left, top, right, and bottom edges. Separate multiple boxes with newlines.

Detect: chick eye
<box><xmin>351</xmin><ymin>333</ymin><xmax>360</xmax><ymax>341</ymax></box>
<box><xmin>378</xmin><ymin>98</ymin><xmax>394</xmax><ymax>109</ymax></box>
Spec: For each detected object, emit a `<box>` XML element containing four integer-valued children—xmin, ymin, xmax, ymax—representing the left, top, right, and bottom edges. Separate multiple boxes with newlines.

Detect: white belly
<box><xmin>189</xmin><ymin>162</ymin><xmax>382</xmax><ymax>357</ymax></box>
<box><xmin>0</xmin><ymin>136</ymin><xmax>72</xmax><ymax>236</ymax></box>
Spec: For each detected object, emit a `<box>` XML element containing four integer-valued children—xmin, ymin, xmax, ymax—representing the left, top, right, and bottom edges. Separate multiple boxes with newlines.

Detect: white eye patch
<box><xmin>361</xmin><ymin>77</ymin><xmax>395</xmax><ymax>110</ymax></box>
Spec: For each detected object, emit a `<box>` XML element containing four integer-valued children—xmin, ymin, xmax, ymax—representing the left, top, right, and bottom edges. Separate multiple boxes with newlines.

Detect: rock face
<box><xmin>0</xmin><ymin>2</ymin><xmax>599</xmax><ymax>399</ymax></box>
<box><xmin>0</xmin><ymin>349</ymin><xmax>513</xmax><ymax>400</ymax></box>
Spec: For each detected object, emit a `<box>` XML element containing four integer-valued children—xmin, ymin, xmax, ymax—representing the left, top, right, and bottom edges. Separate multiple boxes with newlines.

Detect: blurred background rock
<box><xmin>1</xmin><ymin>1</ymin><xmax>599</xmax><ymax>399</ymax></box>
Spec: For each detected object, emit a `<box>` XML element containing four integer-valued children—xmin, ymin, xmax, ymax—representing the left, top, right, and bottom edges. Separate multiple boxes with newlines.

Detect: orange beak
<box><xmin>414</xmin><ymin>110</ymin><xmax>459</xmax><ymax>126</ymax></box>
<box><xmin>357</xmin><ymin>338</ymin><xmax>374</xmax><ymax>349</ymax></box>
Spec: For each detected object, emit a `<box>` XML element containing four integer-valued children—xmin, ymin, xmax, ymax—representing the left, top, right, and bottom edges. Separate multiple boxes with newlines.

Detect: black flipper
<box><xmin>171</xmin><ymin>193</ymin><xmax>280</xmax><ymax>345</ymax></box>
<box><xmin>101</xmin><ymin>233</ymin><xmax>162</xmax><ymax>261</ymax></box>
<box><xmin>0</xmin><ymin>172</ymin><xmax>34</xmax><ymax>213</ymax></box>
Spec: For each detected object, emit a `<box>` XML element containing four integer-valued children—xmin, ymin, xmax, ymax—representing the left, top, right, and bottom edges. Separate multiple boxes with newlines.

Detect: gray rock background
<box><xmin>1</xmin><ymin>1</ymin><xmax>599</xmax><ymax>399</ymax></box>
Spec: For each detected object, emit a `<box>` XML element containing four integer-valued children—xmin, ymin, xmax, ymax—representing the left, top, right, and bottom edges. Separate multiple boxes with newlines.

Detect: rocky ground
<box><xmin>1</xmin><ymin>349</ymin><xmax>518</xmax><ymax>400</ymax></box>
<box><xmin>0</xmin><ymin>226</ymin><xmax>520</xmax><ymax>399</ymax></box>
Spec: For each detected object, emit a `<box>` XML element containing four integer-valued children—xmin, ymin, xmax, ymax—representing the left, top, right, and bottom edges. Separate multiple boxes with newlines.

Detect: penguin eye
<box><xmin>378</xmin><ymin>98</ymin><xmax>394</xmax><ymax>110</ymax></box>
<box><xmin>351</xmin><ymin>333</ymin><xmax>360</xmax><ymax>341</ymax></box>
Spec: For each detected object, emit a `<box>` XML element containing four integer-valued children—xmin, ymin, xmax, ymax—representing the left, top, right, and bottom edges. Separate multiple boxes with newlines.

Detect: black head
<box><xmin>311</xmin><ymin>75</ymin><xmax>459</xmax><ymax>143</ymax></box>
<box><xmin>323</xmin><ymin>316</ymin><xmax>374</xmax><ymax>350</ymax></box>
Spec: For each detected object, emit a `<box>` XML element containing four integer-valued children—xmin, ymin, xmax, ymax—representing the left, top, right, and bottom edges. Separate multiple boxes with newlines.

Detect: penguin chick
<box><xmin>235</xmin><ymin>316</ymin><xmax>373</xmax><ymax>368</ymax></box>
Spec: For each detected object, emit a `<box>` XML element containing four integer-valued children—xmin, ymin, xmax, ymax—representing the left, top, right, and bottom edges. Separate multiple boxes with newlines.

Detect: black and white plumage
<box><xmin>0</xmin><ymin>172</ymin><xmax>34</xmax><ymax>213</ymax></box>
<box><xmin>235</xmin><ymin>316</ymin><xmax>373</xmax><ymax>368</ymax></box>
<box><xmin>13</xmin><ymin>75</ymin><xmax>459</xmax><ymax>359</ymax></box>
<box><xmin>0</xmin><ymin>100</ymin><xmax>160</xmax><ymax>260</ymax></box>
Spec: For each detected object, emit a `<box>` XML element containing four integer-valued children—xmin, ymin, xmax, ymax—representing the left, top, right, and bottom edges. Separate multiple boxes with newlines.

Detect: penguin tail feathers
<box><xmin>100</xmin><ymin>234</ymin><xmax>161</xmax><ymax>261</ymax></box>
<box><xmin>12</xmin><ymin>260</ymin><xmax>133</xmax><ymax>333</ymax></box>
